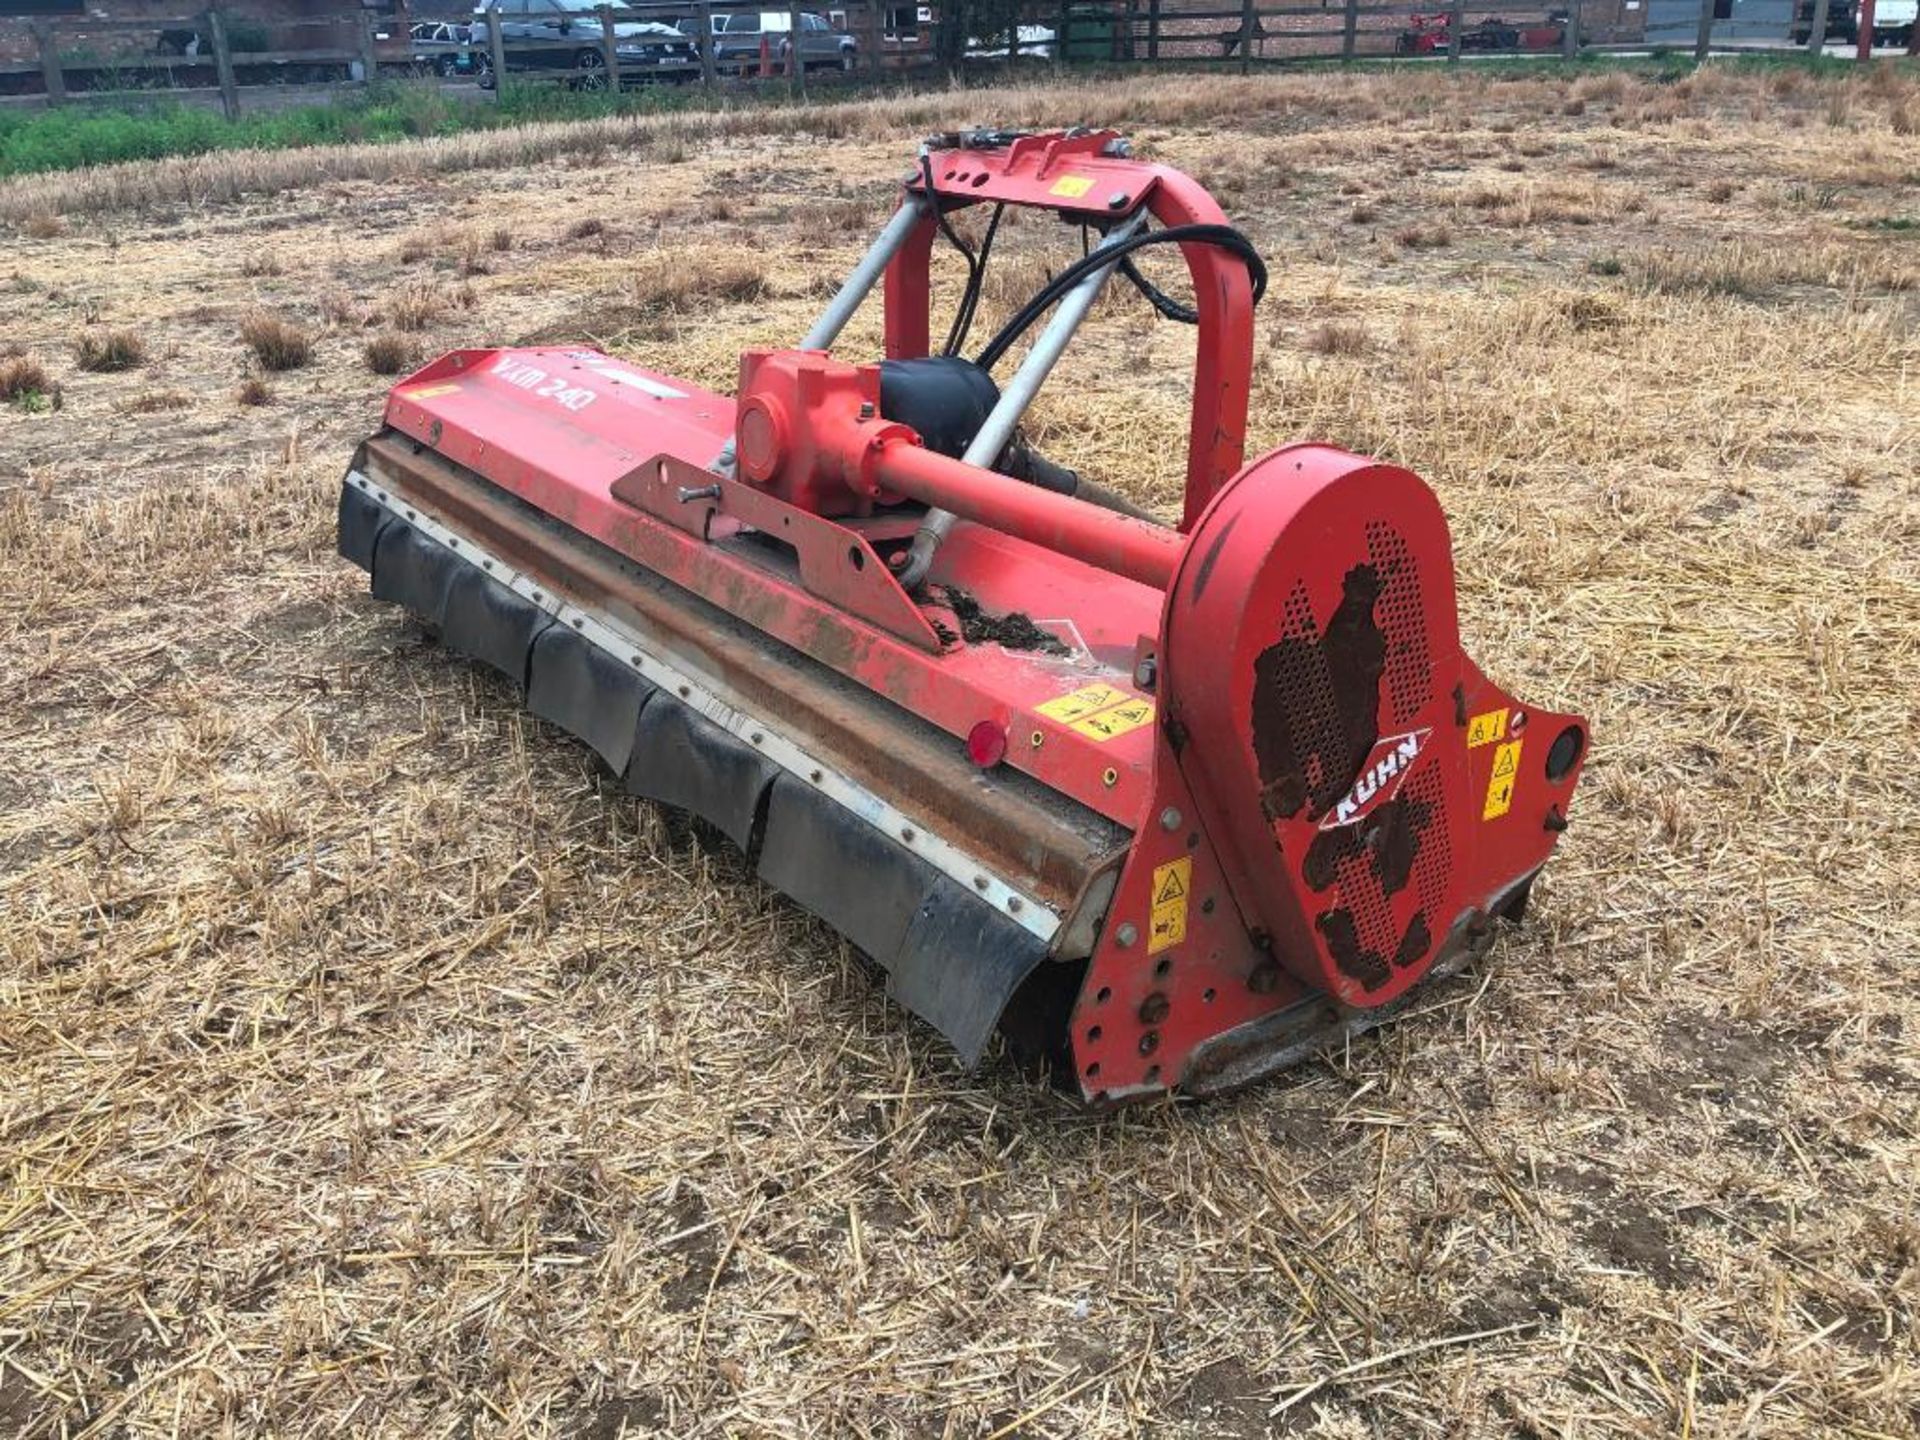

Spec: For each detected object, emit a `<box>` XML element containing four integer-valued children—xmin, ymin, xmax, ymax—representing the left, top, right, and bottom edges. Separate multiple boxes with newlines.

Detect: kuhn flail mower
<box><xmin>339</xmin><ymin>129</ymin><xmax>1586</xmax><ymax>1100</ymax></box>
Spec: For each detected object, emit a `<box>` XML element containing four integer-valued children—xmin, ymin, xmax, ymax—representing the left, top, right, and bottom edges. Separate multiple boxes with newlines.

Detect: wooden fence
<box><xmin>0</xmin><ymin>0</ymin><xmax>1881</xmax><ymax>117</ymax></box>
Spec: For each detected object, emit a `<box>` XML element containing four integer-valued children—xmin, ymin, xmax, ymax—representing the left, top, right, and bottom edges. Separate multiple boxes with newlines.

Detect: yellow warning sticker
<box><xmin>1037</xmin><ymin>683</ymin><xmax>1129</xmax><ymax>724</ymax></box>
<box><xmin>1071</xmin><ymin>697</ymin><xmax>1156</xmax><ymax>742</ymax></box>
<box><xmin>1148</xmin><ymin>857</ymin><xmax>1190</xmax><ymax>955</ymax></box>
<box><xmin>1482</xmin><ymin>738</ymin><xmax>1523</xmax><ymax>821</ymax></box>
<box><xmin>404</xmin><ymin>383</ymin><xmax>461</xmax><ymax>400</ymax></box>
<box><xmin>1049</xmin><ymin>174</ymin><xmax>1096</xmax><ymax>199</ymax></box>
<box><xmin>1467</xmin><ymin>707</ymin><xmax>1509</xmax><ymax>749</ymax></box>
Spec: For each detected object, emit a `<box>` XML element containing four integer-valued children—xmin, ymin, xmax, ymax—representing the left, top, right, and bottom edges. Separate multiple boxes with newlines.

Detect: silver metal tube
<box><xmin>897</xmin><ymin>213</ymin><xmax>1148</xmax><ymax>590</ymax></box>
<box><xmin>714</xmin><ymin>189</ymin><xmax>928</xmax><ymax>478</ymax></box>
<box><xmin>800</xmin><ymin>192</ymin><xmax>929</xmax><ymax>352</ymax></box>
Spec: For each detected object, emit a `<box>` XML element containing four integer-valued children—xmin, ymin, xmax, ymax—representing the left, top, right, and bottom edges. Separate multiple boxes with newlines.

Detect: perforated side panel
<box><xmin>1404</xmin><ymin>765</ymin><xmax>1452</xmax><ymax>918</ymax></box>
<box><xmin>1251</xmin><ymin>577</ymin><xmax>1383</xmax><ymax>823</ymax></box>
<box><xmin>1367</xmin><ymin>520</ymin><xmax>1433</xmax><ymax>728</ymax></box>
<box><xmin>1170</xmin><ymin>443</ymin><xmax>1582</xmax><ymax>1031</ymax></box>
<box><xmin>1258</xmin><ymin>523</ymin><xmax>1449</xmax><ymax>996</ymax></box>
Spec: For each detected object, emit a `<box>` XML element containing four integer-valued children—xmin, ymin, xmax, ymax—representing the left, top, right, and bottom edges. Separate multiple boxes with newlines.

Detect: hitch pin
<box><xmin>678</xmin><ymin>484</ymin><xmax>722</xmax><ymax>505</ymax></box>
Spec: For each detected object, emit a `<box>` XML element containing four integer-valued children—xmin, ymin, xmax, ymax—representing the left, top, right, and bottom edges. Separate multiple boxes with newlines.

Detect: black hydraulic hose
<box><xmin>920</xmin><ymin>153</ymin><xmax>1000</xmax><ymax>360</ymax></box>
<box><xmin>1119</xmin><ymin>255</ymin><xmax>1200</xmax><ymax>324</ymax></box>
<box><xmin>974</xmin><ymin>224</ymin><xmax>1268</xmax><ymax>374</ymax></box>
<box><xmin>946</xmin><ymin>202</ymin><xmax>1004</xmax><ymax>357</ymax></box>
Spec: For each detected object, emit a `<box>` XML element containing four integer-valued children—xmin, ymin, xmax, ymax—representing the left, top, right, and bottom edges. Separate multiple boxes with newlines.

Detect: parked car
<box><xmin>473</xmin><ymin>0</ymin><xmax>700</xmax><ymax>88</ymax></box>
<box><xmin>1394</xmin><ymin>11</ymin><xmax>1564</xmax><ymax>51</ymax></box>
<box><xmin>1847</xmin><ymin>0</ymin><xmax>1914</xmax><ymax>44</ymax></box>
<box><xmin>1869</xmin><ymin>0</ymin><xmax>1916</xmax><ymax>44</ymax></box>
<box><xmin>677</xmin><ymin>10</ymin><xmax>859</xmax><ymax>71</ymax></box>
<box><xmin>1788</xmin><ymin>0</ymin><xmax>1916</xmax><ymax>46</ymax></box>
<box><xmin>408</xmin><ymin>21</ymin><xmax>485</xmax><ymax>77</ymax></box>
<box><xmin>974</xmin><ymin>23</ymin><xmax>1057</xmax><ymax>57</ymax></box>
<box><xmin>155</xmin><ymin>26</ymin><xmax>207</xmax><ymax>55</ymax></box>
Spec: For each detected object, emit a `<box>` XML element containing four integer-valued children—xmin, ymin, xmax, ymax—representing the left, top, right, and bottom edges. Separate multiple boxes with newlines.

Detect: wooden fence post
<box><xmin>939</xmin><ymin>0</ymin><xmax>961</xmax><ymax>77</ymax></box>
<box><xmin>788</xmin><ymin>0</ymin><xmax>805</xmax><ymax>96</ymax></box>
<box><xmin>1445</xmin><ymin>0</ymin><xmax>1465</xmax><ymax>59</ymax></box>
<box><xmin>1803</xmin><ymin>0</ymin><xmax>1830</xmax><ymax>49</ymax></box>
<box><xmin>1341</xmin><ymin>0</ymin><xmax>1359</xmax><ymax>57</ymax></box>
<box><xmin>1055</xmin><ymin>0</ymin><xmax>1069</xmax><ymax>68</ymax></box>
<box><xmin>1147</xmin><ymin>0</ymin><xmax>1160</xmax><ymax>58</ymax></box>
<box><xmin>206</xmin><ymin>9</ymin><xmax>240</xmax><ymax>119</ymax></box>
<box><xmin>1562</xmin><ymin>0</ymin><xmax>1579</xmax><ymax>53</ymax></box>
<box><xmin>696</xmin><ymin>0</ymin><xmax>719</xmax><ymax>88</ymax></box>
<box><xmin>1693</xmin><ymin>0</ymin><xmax>1714</xmax><ymax>57</ymax></box>
<box><xmin>30</xmin><ymin>20</ymin><xmax>65</xmax><ymax>106</ymax></box>
<box><xmin>863</xmin><ymin>0</ymin><xmax>882</xmax><ymax>76</ymax></box>
<box><xmin>358</xmin><ymin>8</ymin><xmax>380</xmax><ymax>86</ymax></box>
<box><xmin>486</xmin><ymin>3</ymin><xmax>508</xmax><ymax>92</ymax></box>
<box><xmin>1123</xmin><ymin>0</ymin><xmax>1138</xmax><ymax>58</ymax></box>
<box><xmin>1239</xmin><ymin>0</ymin><xmax>1254</xmax><ymax>70</ymax></box>
<box><xmin>597</xmin><ymin>4</ymin><xmax>621</xmax><ymax>90</ymax></box>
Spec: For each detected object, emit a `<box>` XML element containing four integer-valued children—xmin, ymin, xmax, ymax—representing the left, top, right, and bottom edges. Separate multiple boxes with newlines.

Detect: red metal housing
<box><xmin>342</xmin><ymin>130</ymin><xmax>1587</xmax><ymax>1101</ymax></box>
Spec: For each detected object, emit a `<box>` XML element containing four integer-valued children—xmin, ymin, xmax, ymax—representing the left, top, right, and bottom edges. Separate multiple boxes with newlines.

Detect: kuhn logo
<box><xmin>1319</xmin><ymin>728</ymin><xmax>1432</xmax><ymax>830</ymax></box>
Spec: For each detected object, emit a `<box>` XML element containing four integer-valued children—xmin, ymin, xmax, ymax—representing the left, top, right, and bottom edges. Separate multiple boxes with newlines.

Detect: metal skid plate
<box><xmin>338</xmin><ymin>464</ymin><xmax>1074</xmax><ymax>1067</ymax></box>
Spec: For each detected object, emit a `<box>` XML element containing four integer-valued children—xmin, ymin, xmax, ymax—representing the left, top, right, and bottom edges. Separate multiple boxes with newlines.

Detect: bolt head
<box><xmin>1115</xmin><ymin>922</ymin><xmax>1138</xmax><ymax>948</ymax></box>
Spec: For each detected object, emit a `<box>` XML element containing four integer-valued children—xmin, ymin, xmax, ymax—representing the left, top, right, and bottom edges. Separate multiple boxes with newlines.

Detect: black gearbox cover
<box><xmin>878</xmin><ymin>356</ymin><xmax>1001</xmax><ymax>460</ymax></box>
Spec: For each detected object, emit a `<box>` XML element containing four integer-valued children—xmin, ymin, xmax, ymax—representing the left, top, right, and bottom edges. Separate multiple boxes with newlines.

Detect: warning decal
<box><xmin>1148</xmin><ymin>857</ymin><xmax>1190</xmax><ymax>955</ymax></box>
<box><xmin>1037</xmin><ymin>684</ymin><xmax>1156</xmax><ymax>743</ymax></box>
<box><xmin>1482</xmin><ymin>738</ymin><xmax>1524</xmax><ymax>821</ymax></box>
<box><xmin>404</xmin><ymin>383</ymin><xmax>461</xmax><ymax>400</ymax></box>
<box><xmin>1049</xmin><ymin>175</ymin><xmax>1096</xmax><ymax>199</ymax></box>
<box><xmin>1071</xmin><ymin>698</ymin><xmax>1155</xmax><ymax>742</ymax></box>
<box><xmin>1466</xmin><ymin>708</ymin><xmax>1508</xmax><ymax>748</ymax></box>
<box><xmin>1037</xmin><ymin>683</ymin><xmax>1128</xmax><ymax>723</ymax></box>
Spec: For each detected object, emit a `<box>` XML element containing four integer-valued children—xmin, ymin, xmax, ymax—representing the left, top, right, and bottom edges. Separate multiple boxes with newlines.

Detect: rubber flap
<box><xmin>370</xmin><ymin>520</ymin><xmax>459</xmax><ymax>628</ymax></box>
<box><xmin>757</xmin><ymin>774</ymin><xmax>932</xmax><ymax>966</ymax></box>
<box><xmin>442</xmin><ymin>566</ymin><xmax>553</xmax><ymax>688</ymax></box>
<box><xmin>759</xmin><ymin>774</ymin><xmax>1049</xmax><ymax>1066</ymax></box>
<box><xmin>624</xmin><ymin>695</ymin><xmax>777</xmax><ymax>852</ymax></box>
<box><xmin>338</xmin><ymin>483</ymin><xmax>390</xmax><ymax>573</ymax></box>
<box><xmin>889</xmin><ymin>878</ymin><xmax>1050</xmax><ymax>1066</ymax></box>
<box><xmin>527</xmin><ymin>624</ymin><xmax>654</xmax><ymax>773</ymax></box>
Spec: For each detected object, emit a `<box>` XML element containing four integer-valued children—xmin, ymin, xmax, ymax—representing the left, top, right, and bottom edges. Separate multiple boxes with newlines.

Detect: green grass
<box><xmin>0</xmin><ymin>50</ymin><xmax>1886</xmax><ymax>180</ymax></box>
<box><xmin>0</xmin><ymin>80</ymin><xmax>719</xmax><ymax>178</ymax></box>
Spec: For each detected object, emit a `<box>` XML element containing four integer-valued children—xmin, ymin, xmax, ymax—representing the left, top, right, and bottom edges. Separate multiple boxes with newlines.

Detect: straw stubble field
<box><xmin>2</xmin><ymin>61</ymin><xmax>1917</xmax><ymax>1438</ymax></box>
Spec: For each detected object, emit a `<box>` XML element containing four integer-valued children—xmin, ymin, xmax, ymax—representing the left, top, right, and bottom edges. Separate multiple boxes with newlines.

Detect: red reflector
<box><xmin>966</xmin><ymin>719</ymin><xmax>1007</xmax><ymax>769</ymax></box>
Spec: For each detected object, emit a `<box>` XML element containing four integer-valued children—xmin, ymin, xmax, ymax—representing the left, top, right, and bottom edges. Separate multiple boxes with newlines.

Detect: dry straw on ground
<box><xmin>71</xmin><ymin>327</ymin><xmax>145</xmax><ymax>374</ymax></box>
<box><xmin>238</xmin><ymin>311</ymin><xmax>314</xmax><ymax>372</ymax></box>
<box><xmin>1</xmin><ymin>62</ymin><xmax>1917</xmax><ymax>1439</ymax></box>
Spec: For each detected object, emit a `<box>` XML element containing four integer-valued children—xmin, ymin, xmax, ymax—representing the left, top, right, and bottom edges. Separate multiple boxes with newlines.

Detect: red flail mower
<box><xmin>340</xmin><ymin>129</ymin><xmax>1586</xmax><ymax>1101</ymax></box>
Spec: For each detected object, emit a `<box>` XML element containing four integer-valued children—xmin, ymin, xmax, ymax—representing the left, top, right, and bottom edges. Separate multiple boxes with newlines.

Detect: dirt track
<box><xmin>2</xmin><ymin>63</ymin><xmax>1917</xmax><ymax>1438</ymax></box>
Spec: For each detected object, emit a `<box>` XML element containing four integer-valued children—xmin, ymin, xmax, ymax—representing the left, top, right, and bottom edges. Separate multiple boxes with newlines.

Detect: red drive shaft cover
<box><xmin>1162</xmin><ymin>444</ymin><xmax>1585</xmax><ymax>1010</ymax></box>
<box><xmin>736</xmin><ymin>350</ymin><xmax>910</xmax><ymax>516</ymax></box>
